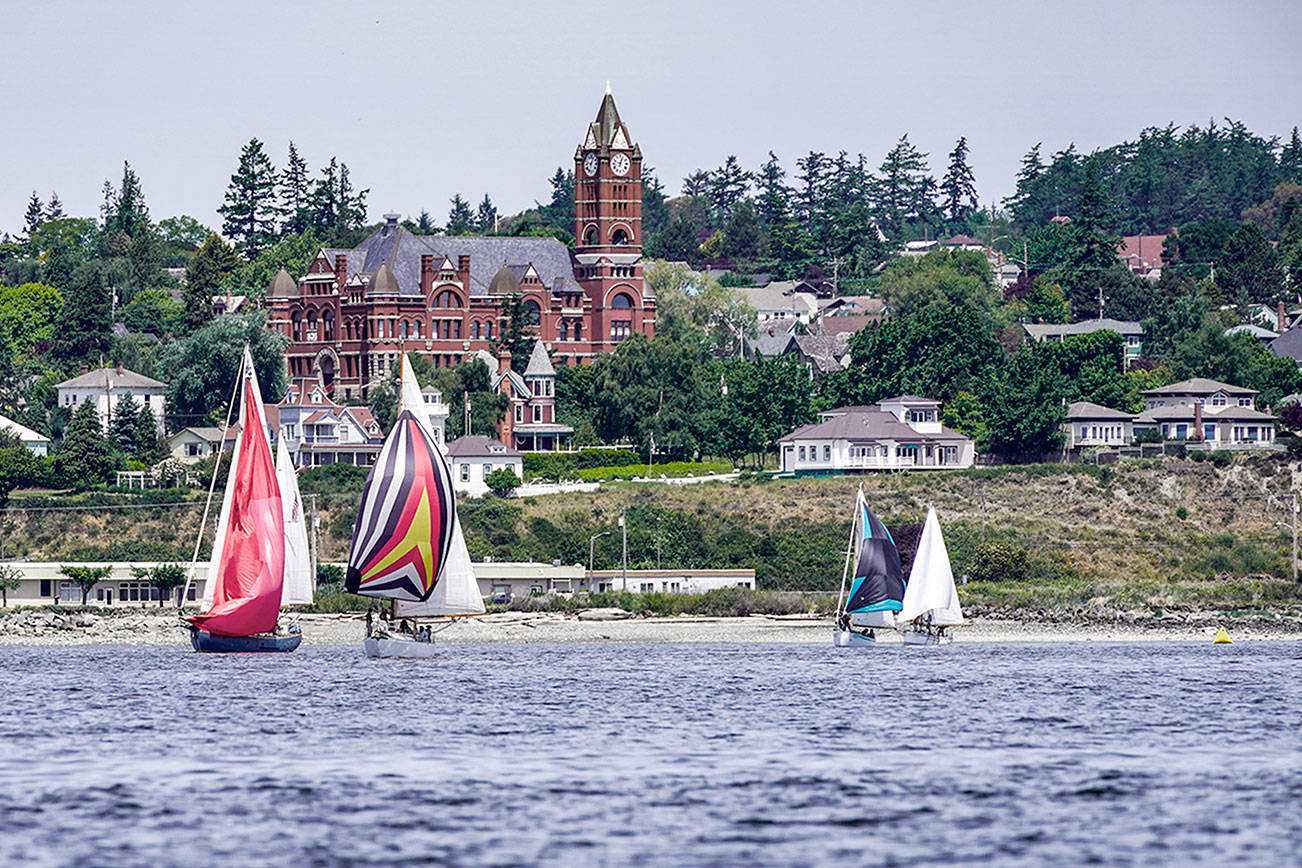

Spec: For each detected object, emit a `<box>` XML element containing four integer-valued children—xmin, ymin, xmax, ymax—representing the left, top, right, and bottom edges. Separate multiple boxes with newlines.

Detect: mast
<box><xmin>834</xmin><ymin>484</ymin><xmax>861</xmax><ymax>618</ymax></box>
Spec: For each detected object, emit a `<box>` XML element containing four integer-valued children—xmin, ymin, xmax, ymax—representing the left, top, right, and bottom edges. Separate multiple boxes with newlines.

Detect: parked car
<box><xmin>490</xmin><ymin>592</ymin><xmax>513</xmax><ymax>605</ymax></box>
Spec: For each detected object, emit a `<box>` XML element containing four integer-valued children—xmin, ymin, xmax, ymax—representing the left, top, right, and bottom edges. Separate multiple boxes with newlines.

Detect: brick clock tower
<box><xmin>574</xmin><ymin>84</ymin><xmax>653</xmax><ymax>347</ymax></box>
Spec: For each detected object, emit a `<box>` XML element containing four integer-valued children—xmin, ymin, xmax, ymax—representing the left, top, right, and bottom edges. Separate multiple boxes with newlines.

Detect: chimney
<box><xmin>1279</xmin><ymin>301</ymin><xmax>1288</xmax><ymax>333</ymax></box>
<box><xmin>116</xmin><ymin>363</ymin><xmax>124</xmax><ymax>375</ymax></box>
<box><xmin>457</xmin><ymin>255</ymin><xmax>471</xmax><ymax>287</ymax></box>
<box><xmin>80</xmin><ymin>364</ymin><xmax>89</xmax><ymax>375</ymax></box>
<box><xmin>334</xmin><ymin>254</ymin><xmax>347</xmax><ymax>290</ymax></box>
<box><xmin>497</xmin><ymin>351</ymin><xmax>512</xmax><ymax>377</ymax></box>
<box><xmin>1194</xmin><ymin>400</ymin><xmax>1204</xmax><ymax>441</ymax></box>
<box><xmin>420</xmin><ymin>254</ymin><xmax>434</xmax><ymax>293</ymax></box>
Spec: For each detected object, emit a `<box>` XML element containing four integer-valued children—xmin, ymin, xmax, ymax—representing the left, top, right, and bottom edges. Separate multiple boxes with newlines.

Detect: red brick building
<box><xmin>266</xmin><ymin>86</ymin><xmax>654</xmax><ymax>401</ymax></box>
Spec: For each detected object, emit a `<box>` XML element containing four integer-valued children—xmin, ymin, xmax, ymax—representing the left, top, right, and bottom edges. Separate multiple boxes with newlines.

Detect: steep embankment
<box><xmin>7</xmin><ymin>456</ymin><xmax>1302</xmax><ymax>615</ymax></box>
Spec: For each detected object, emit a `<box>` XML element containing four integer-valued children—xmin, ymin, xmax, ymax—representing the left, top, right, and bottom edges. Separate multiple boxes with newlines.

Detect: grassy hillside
<box><xmin>5</xmin><ymin>455</ymin><xmax>1302</xmax><ymax>613</ymax></box>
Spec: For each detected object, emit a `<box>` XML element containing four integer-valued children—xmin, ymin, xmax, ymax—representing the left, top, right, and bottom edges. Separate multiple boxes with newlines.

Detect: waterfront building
<box><xmin>778</xmin><ymin>399</ymin><xmax>976</xmax><ymax>473</ymax></box>
<box><xmin>266</xmin><ymin>86</ymin><xmax>654</xmax><ymax>401</ymax></box>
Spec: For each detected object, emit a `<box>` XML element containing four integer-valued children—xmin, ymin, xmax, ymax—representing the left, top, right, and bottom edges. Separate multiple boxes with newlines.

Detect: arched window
<box><xmin>292</xmin><ymin>312</ymin><xmax>304</xmax><ymax>342</ymax></box>
<box><xmin>523</xmin><ymin>299</ymin><xmax>541</xmax><ymax>326</ymax></box>
<box><xmin>436</xmin><ymin>290</ymin><xmax>462</xmax><ymax>309</ymax></box>
<box><xmin>559</xmin><ymin>322</ymin><xmax>568</xmax><ymax>341</ymax></box>
<box><xmin>584</xmin><ymin>228</ymin><xmax>598</xmax><ymax>245</ymax></box>
<box><xmin>610</xmin><ymin>293</ymin><xmax>634</xmax><ymax>309</ymax></box>
<box><xmin>414</xmin><ymin>321</ymin><xmax>421</xmax><ymax>339</ymax></box>
<box><xmin>472</xmin><ymin>321</ymin><xmax>480</xmax><ymax>340</ymax></box>
<box><xmin>611</xmin><ymin>228</ymin><xmax>629</xmax><ymax>245</ymax></box>
<box><xmin>322</xmin><ymin>309</ymin><xmax>335</xmax><ymax>341</ymax></box>
<box><xmin>402</xmin><ymin>320</ymin><xmax>409</xmax><ymax>339</ymax></box>
<box><xmin>485</xmin><ymin>321</ymin><xmax>493</xmax><ymax>339</ymax></box>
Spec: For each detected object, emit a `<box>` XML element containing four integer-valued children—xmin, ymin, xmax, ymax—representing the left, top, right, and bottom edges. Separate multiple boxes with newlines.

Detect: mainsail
<box><xmin>277</xmin><ymin>436</ymin><xmax>314</xmax><ymax>606</ymax></box>
<box><xmin>898</xmin><ymin>506</ymin><xmax>963</xmax><ymax>626</ymax></box>
<box><xmin>345</xmin><ymin>354</ymin><xmax>457</xmax><ymax>602</ymax></box>
<box><xmin>190</xmin><ymin>348</ymin><xmax>285</xmax><ymax>637</ymax></box>
<box><xmin>844</xmin><ymin>487</ymin><xmax>906</xmax><ymax>622</ymax></box>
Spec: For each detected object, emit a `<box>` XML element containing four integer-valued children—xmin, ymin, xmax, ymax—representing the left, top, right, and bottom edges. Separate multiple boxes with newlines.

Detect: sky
<box><xmin>3</xmin><ymin>0</ymin><xmax>1300</xmax><ymax>237</ymax></box>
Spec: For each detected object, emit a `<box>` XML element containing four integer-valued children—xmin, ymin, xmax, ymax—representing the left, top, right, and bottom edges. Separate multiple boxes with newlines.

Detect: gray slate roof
<box><xmin>523</xmin><ymin>341</ymin><xmax>557</xmax><ymax>378</ymax></box>
<box><xmin>780</xmin><ymin>406</ymin><xmax>970</xmax><ymax>444</ymax></box>
<box><xmin>1134</xmin><ymin>405</ymin><xmax>1276</xmax><ymax>422</ymax></box>
<box><xmin>1269</xmin><ymin>323</ymin><xmax>1302</xmax><ymax>363</ymax></box>
<box><xmin>320</xmin><ymin>223</ymin><xmax>586</xmax><ymax>299</ymax></box>
<box><xmin>1067</xmin><ymin>401</ymin><xmax>1133</xmax><ymax>420</ymax></box>
<box><xmin>1023</xmin><ymin>318</ymin><xmax>1144</xmax><ymax>340</ymax></box>
<box><xmin>446</xmin><ymin>435</ymin><xmax>522</xmax><ymax>458</ymax></box>
<box><xmin>791</xmin><ymin>334</ymin><xmax>850</xmax><ymax>373</ymax></box>
<box><xmin>1142</xmin><ymin>378</ymin><xmax>1256</xmax><ymax>397</ymax></box>
<box><xmin>57</xmin><ymin>366</ymin><xmax>166</xmax><ymax>392</ymax></box>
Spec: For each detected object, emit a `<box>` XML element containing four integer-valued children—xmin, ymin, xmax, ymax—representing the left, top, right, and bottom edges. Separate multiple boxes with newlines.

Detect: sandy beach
<box><xmin>0</xmin><ymin>609</ymin><xmax>1298</xmax><ymax>646</ymax></box>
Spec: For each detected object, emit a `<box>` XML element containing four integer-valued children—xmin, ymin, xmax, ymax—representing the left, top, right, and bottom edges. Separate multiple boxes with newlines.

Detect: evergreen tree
<box><xmin>103</xmin><ymin>161</ymin><xmax>150</xmax><ymax>238</ymax></box>
<box><xmin>641</xmin><ymin>167</ymin><xmax>670</xmax><ymax>240</ymax></box>
<box><xmin>873</xmin><ymin>135</ymin><xmax>937</xmax><ymax>239</ymax></box>
<box><xmin>1005</xmin><ymin>143</ymin><xmax>1045</xmax><ymax>225</ymax></box>
<box><xmin>336</xmin><ymin>162</ymin><xmax>369</xmax><ymax>231</ymax></box>
<box><xmin>644</xmin><ymin>216</ymin><xmax>700</xmax><ymax>262</ymax></box>
<box><xmin>707</xmin><ymin>156</ymin><xmax>751</xmax><ymax>222</ymax></box>
<box><xmin>55</xmin><ymin>399</ymin><xmax>115</xmax><ymax>487</ymax></box>
<box><xmin>755</xmin><ymin>151</ymin><xmax>793</xmax><ymax>226</ymax></box>
<box><xmin>492</xmin><ymin>293</ymin><xmax>538</xmax><ymax>369</ymax></box>
<box><xmin>681</xmin><ymin>170</ymin><xmax>711</xmax><ymax>198</ymax></box>
<box><xmin>539</xmin><ymin>167</ymin><xmax>575</xmax><ymax>231</ymax></box>
<box><xmin>446</xmin><ymin>194</ymin><xmax>474</xmax><ymax>235</ymax></box>
<box><xmin>722</xmin><ymin>199</ymin><xmax>762</xmax><ymax>261</ymax></box>
<box><xmin>52</xmin><ymin>261</ymin><xmax>111</xmax><ymax>361</ymax></box>
<box><xmin>218</xmin><ymin>138</ymin><xmax>279</xmax><ymax>257</ymax></box>
<box><xmin>22</xmin><ymin>192</ymin><xmax>44</xmax><ymax>241</ymax></box>
<box><xmin>474</xmin><ymin>195</ymin><xmax>499</xmax><ymax>233</ymax></box>
<box><xmin>277</xmin><ymin>141</ymin><xmax>313</xmax><ymax>237</ymax></box>
<box><xmin>310</xmin><ymin>158</ymin><xmax>341</xmax><ymax>231</ymax></box>
<box><xmin>134</xmin><ymin>405</ymin><xmax>165</xmax><ymax>463</ymax></box>
<box><xmin>1281</xmin><ymin>127</ymin><xmax>1302</xmax><ymax>185</ymax></box>
<box><xmin>405</xmin><ymin>209</ymin><xmax>439</xmax><ymax>234</ymax></box>
<box><xmin>108</xmin><ymin>392</ymin><xmax>141</xmax><ymax>455</ymax></box>
<box><xmin>184</xmin><ymin>235</ymin><xmax>239</xmax><ymax>330</ymax></box>
<box><xmin>795</xmin><ymin>151</ymin><xmax>831</xmax><ymax>228</ymax></box>
<box><xmin>44</xmin><ymin>192</ymin><xmax>65</xmax><ymax>221</ymax></box>
<box><xmin>939</xmin><ymin>137</ymin><xmax>979</xmax><ymax>227</ymax></box>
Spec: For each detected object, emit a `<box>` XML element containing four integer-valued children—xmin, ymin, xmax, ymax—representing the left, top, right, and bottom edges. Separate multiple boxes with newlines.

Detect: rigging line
<box><xmin>180</xmin><ymin>349</ymin><xmax>244</xmax><ymax>609</ymax></box>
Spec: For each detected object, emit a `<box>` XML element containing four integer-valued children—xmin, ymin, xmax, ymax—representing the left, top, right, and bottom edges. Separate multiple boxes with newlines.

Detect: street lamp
<box><xmin>992</xmin><ymin>234</ymin><xmax>1030</xmax><ymax>278</ymax></box>
<box><xmin>588</xmin><ymin>531</ymin><xmax>612</xmax><ymax>573</ymax></box>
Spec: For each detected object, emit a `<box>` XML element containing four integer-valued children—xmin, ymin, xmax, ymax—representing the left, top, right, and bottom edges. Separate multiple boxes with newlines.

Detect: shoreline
<box><xmin>0</xmin><ymin>610</ymin><xmax>1298</xmax><ymax>646</ymax></box>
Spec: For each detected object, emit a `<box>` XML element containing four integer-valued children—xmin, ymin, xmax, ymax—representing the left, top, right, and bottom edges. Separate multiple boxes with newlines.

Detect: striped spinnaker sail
<box><xmin>844</xmin><ymin>488</ymin><xmax>905</xmax><ymax>614</ymax></box>
<box><xmin>345</xmin><ymin>409</ymin><xmax>456</xmax><ymax>601</ymax></box>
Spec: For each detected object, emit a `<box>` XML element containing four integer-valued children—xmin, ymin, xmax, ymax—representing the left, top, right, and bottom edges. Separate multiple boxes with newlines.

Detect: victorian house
<box><xmin>266</xmin><ymin>86</ymin><xmax>654</xmax><ymax>402</ymax></box>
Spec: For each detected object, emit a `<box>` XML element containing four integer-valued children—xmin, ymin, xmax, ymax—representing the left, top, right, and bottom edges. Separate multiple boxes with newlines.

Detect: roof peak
<box><xmin>523</xmin><ymin>340</ymin><xmax>556</xmax><ymax>377</ymax></box>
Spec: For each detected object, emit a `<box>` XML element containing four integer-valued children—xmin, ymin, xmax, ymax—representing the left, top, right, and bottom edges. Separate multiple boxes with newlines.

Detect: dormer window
<box><xmin>1210</xmin><ymin>394</ymin><xmax>1226</xmax><ymax>407</ymax></box>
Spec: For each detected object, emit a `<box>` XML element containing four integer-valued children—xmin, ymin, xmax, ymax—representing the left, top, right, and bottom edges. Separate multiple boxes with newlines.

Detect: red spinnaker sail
<box><xmin>189</xmin><ymin>382</ymin><xmax>284</xmax><ymax>637</ymax></box>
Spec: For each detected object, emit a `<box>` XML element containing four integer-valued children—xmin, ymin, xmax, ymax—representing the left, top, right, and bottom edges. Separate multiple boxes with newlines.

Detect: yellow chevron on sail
<box><xmin>359</xmin><ymin>486</ymin><xmax>436</xmax><ymax>589</ymax></box>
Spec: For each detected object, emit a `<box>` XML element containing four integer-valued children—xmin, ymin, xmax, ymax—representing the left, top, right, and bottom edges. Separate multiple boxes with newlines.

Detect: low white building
<box><xmin>1066</xmin><ymin>402</ymin><xmax>1134</xmax><ymax>451</ymax></box>
<box><xmin>778</xmin><ymin>398</ymin><xmax>976</xmax><ymax>473</ymax></box>
<box><xmin>736</xmin><ymin>281</ymin><xmax>820</xmax><ymax>325</ymax></box>
<box><xmin>585</xmin><ymin>568</ymin><xmax>756</xmax><ymax>594</ymax></box>
<box><xmin>1</xmin><ymin>561</ymin><xmax>206</xmax><ymax>607</ymax></box>
<box><xmin>55</xmin><ymin>365</ymin><xmax>167</xmax><ymax>434</ymax></box>
<box><xmin>0</xmin><ymin>414</ymin><xmax>51</xmax><ymax>456</ymax></box>
<box><xmin>167</xmin><ymin>427</ymin><xmax>225</xmax><ymax>464</ymax></box>
<box><xmin>447</xmin><ymin>435</ymin><xmax>524</xmax><ymax>497</ymax></box>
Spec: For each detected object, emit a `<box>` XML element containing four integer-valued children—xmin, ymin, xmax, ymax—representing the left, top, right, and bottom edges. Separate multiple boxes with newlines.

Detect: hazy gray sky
<box><xmin>3</xmin><ymin>1</ymin><xmax>1299</xmax><ymax>236</ymax></box>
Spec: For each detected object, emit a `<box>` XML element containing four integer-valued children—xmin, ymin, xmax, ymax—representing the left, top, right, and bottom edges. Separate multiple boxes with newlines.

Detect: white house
<box><xmin>736</xmin><ymin>282</ymin><xmax>820</xmax><ymax>325</ymax></box>
<box><xmin>778</xmin><ymin>398</ymin><xmax>975</xmax><ymax>473</ymax></box>
<box><xmin>1133</xmin><ymin>378</ymin><xmax>1276</xmax><ymax>447</ymax></box>
<box><xmin>419</xmin><ymin>385</ymin><xmax>450</xmax><ymax>445</ymax></box>
<box><xmin>1023</xmin><ymin>318</ymin><xmax>1145</xmax><ymax>365</ymax></box>
<box><xmin>1065</xmin><ymin>402</ymin><xmax>1134</xmax><ymax>451</ymax></box>
<box><xmin>585</xmin><ymin>568</ymin><xmax>756</xmax><ymax>594</ymax></box>
<box><xmin>447</xmin><ymin>435</ymin><xmax>524</xmax><ymax>497</ymax></box>
<box><xmin>276</xmin><ymin>377</ymin><xmax>384</xmax><ymax>467</ymax></box>
<box><xmin>0</xmin><ymin>414</ymin><xmax>51</xmax><ymax>456</ymax></box>
<box><xmin>55</xmin><ymin>365</ymin><xmax>167</xmax><ymax>434</ymax></box>
<box><xmin>167</xmin><ymin>427</ymin><xmax>225</xmax><ymax>464</ymax></box>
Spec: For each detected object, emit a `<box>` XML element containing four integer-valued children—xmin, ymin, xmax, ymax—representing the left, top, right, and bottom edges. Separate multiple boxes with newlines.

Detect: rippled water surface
<box><xmin>2</xmin><ymin>641</ymin><xmax>1301</xmax><ymax>866</ymax></box>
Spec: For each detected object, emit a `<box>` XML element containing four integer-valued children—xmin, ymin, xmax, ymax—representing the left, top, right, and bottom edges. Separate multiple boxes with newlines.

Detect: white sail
<box><xmin>277</xmin><ymin>435</ymin><xmax>314</xmax><ymax>605</ymax></box>
<box><xmin>898</xmin><ymin>507</ymin><xmax>964</xmax><ymax>626</ymax></box>
<box><xmin>394</xmin><ymin>517</ymin><xmax>484</xmax><ymax>617</ymax></box>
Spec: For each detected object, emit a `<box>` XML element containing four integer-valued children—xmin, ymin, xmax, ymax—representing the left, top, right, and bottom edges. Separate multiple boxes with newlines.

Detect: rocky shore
<box><xmin>1</xmin><ymin>606</ymin><xmax>1298</xmax><ymax>646</ymax></box>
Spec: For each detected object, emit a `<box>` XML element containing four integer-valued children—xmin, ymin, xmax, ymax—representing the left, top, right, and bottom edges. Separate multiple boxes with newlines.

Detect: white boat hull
<box><xmin>902</xmin><ymin>630</ymin><xmax>954</xmax><ymax>646</ymax></box>
<box><xmin>833</xmin><ymin>629</ymin><xmax>877</xmax><ymax>647</ymax></box>
<box><xmin>363</xmin><ymin>637</ymin><xmax>440</xmax><ymax>658</ymax></box>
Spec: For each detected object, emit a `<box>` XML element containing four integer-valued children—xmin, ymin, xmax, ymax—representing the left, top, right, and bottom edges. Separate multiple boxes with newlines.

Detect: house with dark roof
<box><xmin>267</xmin><ymin>87</ymin><xmax>654</xmax><ymax>402</ymax></box>
<box><xmin>447</xmin><ymin>435</ymin><xmax>524</xmax><ymax>497</ymax></box>
<box><xmin>778</xmin><ymin>398</ymin><xmax>975</xmax><ymax>473</ymax></box>
<box><xmin>789</xmin><ymin>334</ymin><xmax>851</xmax><ymax>375</ymax></box>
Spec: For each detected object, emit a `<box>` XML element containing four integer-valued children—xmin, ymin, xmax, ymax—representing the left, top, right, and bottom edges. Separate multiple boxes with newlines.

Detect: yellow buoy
<box><xmin>1213</xmin><ymin>627</ymin><xmax>1233</xmax><ymax>644</ymax></box>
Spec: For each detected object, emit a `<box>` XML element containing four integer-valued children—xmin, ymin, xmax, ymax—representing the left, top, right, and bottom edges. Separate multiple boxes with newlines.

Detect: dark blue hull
<box><xmin>190</xmin><ymin>629</ymin><xmax>302</xmax><ymax>653</ymax></box>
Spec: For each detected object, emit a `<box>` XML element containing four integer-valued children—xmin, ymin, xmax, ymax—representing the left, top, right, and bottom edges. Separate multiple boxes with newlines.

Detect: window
<box><xmin>514</xmin><ymin>405</ymin><xmax>523</xmax><ymax>423</ymax></box>
<box><xmin>640</xmin><ymin>583</ymin><xmax>654</xmax><ymax>593</ymax></box>
<box><xmin>460</xmin><ymin>464</ymin><xmax>470</xmax><ymax>482</ymax></box>
<box><xmin>523</xmin><ymin>300</ymin><xmax>541</xmax><ymax>325</ymax></box>
<box><xmin>533</xmin><ymin>405</ymin><xmax>542</xmax><ymax>423</ymax></box>
<box><xmin>823</xmin><ymin>445</ymin><xmax>831</xmax><ymax>461</ymax></box>
<box><xmin>1238</xmin><ymin>398</ymin><xmax>1252</xmax><ymax>407</ymax></box>
<box><xmin>472</xmin><ymin>321</ymin><xmax>480</xmax><ymax>340</ymax></box>
<box><xmin>610</xmin><ymin>321</ymin><xmax>631</xmax><ymax>341</ymax></box>
<box><xmin>1211</xmin><ymin>394</ymin><xmax>1227</xmax><ymax>407</ymax></box>
<box><xmin>40</xmin><ymin>580</ymin><xmax>51</xmax><ymax>597</ymax></box>
<box><xmin>799</xmin><ymin>446</ymin><xmax>807</xmax><ymax>460</ymax></box>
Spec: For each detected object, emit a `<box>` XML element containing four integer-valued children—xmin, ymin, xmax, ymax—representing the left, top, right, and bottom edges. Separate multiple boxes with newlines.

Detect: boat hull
<box><xmin>833</xmin><ymin>629</ymin><xmax>877</xmax><ymax>647</ymax></box>
<box><xmin>364</xmin><ymin>637</ymin><xmax>440</xmax><ymax>658</ymax></box>
<box><xmin>190</xmin><ymin>629</ymin><xmax>302</xmax><ymax>653</ymax></box>
<box><xmin>902</xmin><ymin>630</ymin><xmax>954</xmax><ymax>646</ymax></box>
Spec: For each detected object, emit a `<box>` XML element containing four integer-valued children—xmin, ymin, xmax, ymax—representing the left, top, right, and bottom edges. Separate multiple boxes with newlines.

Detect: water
<box><xmin>1</xmin><ymin>642</ymin><xmax>1300</xmax><ymax>867</ymax></box>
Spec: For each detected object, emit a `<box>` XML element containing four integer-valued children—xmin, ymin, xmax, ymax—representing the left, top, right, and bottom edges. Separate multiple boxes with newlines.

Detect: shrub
<box><xmin>485</xmin><ymin>468</ymin><xmax>521</xmax><ymax>497</ymax></box>
<box><xmin>316</xmin><ymin>563</ymin><xmax>344</xmax><ymax>586</ymax></box>
<box><xmin>966</xmin><ymin>542</ymin><xmax>1031</xmax><ymax>583</ymax></box>
<box><xmin>299</xmin><ymin>463</ymin><xmax>370</xmax><ymax>495</ymax></box>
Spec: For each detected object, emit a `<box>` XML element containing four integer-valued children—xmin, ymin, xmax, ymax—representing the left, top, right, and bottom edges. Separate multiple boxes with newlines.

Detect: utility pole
<box><xmin>828</xmin><ymin>256</ymin><xmax>843</xmax><ymax>296</ymax></box>
<box><xmin>980</xmin><ymin>488</ymin><xmax>988</xmax><ymax>544</ymax></box>
<box><xmin>620</xmin><ymin>507</ymin><xmax>628</xmax><ymax>591</ymax></box>
<box><xmin>1293</xmin><ymin>494</ymin><xmax>1298</xmax><ymax>584</ymax></box>
<box><xmin>1097</xmin><ymin>285</ymin><xmax>1106</xmax><ymax>320</ymax></box>
<box><xmin>463</xmin><ymin>391</ymin><xmax>472</xmax><ymax>436</ymax></box>
<box><xmin>588</xmin><ymin>530</ymin><xmax>611</xmax><ymax>573</ymax></box>
<box><xmin>656</xmin><ymin>515</ymin><xmax>662</xmax><ymax>570</ymax></box>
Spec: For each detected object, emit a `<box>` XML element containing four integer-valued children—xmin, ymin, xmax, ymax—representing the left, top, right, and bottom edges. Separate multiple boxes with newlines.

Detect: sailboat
<box><xmin>276</xmin><ymin>432</ymin><xmax>315</xmax><ymax>609</ymax></box>
<box><xmin>184</xmin><ymin>347</ymin><xmax>301</xmax><ymax>652</ymax></box>
<box><xmin>898</xmin><ymin>506</ymin><xmax>963</xmax><ymax>646</ymax></box>
<box><xmin>347</xmin><ymin>353</ymin><xmax>484</xmax><ymax>658</ymax></box>
<box><xmin>833</xmin><ymin>485</ymin><xmax>906</xmax><ymax>647</ymax></box>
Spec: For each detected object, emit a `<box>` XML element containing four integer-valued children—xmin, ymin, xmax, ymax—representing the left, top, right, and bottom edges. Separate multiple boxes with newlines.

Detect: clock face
<box><xmin>583</xmin><ymin>153</ymin><xmax>599</xmax><ymax>177</ymax></box>
<box><xmin>611</xmin><ymin>152</ymin><xmax>630</xmax><ymax>176</ymax></box>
